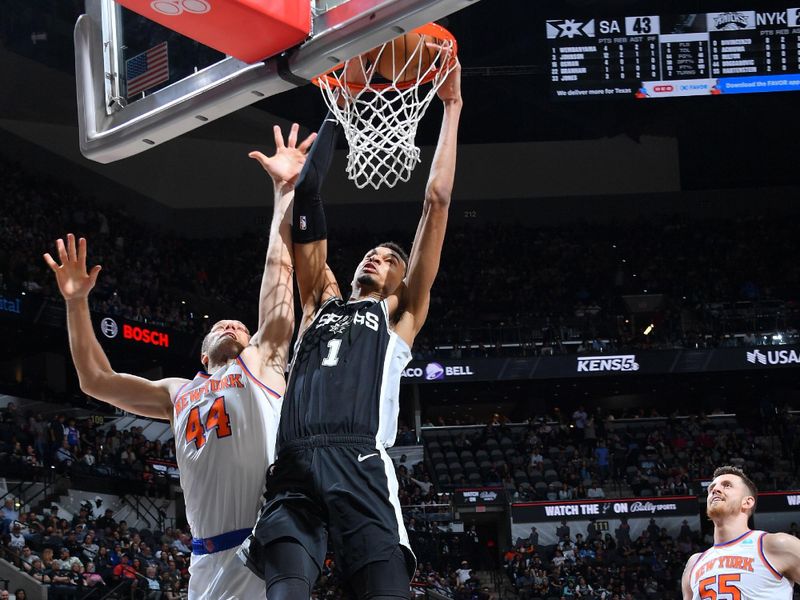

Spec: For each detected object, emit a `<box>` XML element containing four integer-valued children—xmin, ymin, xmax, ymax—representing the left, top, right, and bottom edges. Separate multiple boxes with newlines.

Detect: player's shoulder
<box><xmin>761</xmin><ymin>531</ymin><xmax>800</xmax><ymax>552</ymax></box>
<box><xmin>684</xmin><ymin>551</ymin><xmax>704</xmax><ymax>573</ymax></box>
<box><xmin>163</xmin><ymin>376</ymin><xmax>192</xmax><ymax>398</ymax></box>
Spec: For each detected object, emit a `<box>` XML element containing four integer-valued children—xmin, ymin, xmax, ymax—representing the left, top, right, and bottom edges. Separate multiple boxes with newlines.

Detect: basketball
<box><xmin>372</xmin><ymin>32</ymin><xmax>436</xmax><ymax>84</ymax></box>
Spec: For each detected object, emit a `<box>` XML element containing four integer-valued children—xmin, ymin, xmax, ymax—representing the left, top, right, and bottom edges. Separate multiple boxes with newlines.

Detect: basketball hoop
<box><xmin>312</xmin><ymin>23</ymin><xmax>458</xmax><ymax>190</ymax></box>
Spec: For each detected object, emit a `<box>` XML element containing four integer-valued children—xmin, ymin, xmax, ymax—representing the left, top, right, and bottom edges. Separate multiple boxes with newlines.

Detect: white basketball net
<box><xmin>316</xmin><ymin>35</ymin><xmax>456</xmax><ymax>190</ymax></box>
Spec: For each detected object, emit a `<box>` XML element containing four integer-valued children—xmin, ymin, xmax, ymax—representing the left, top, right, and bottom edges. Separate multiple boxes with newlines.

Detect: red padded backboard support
<box><xmin>115</xmin><ymin>0</ymin><xmax>311</xmax><ymax>63</ymax></box>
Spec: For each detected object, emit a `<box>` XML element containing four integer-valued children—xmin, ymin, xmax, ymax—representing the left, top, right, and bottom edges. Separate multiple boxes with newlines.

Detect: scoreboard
<box><xmin>547</xmin><ymin>9</ymin><xmax>800</xmax><ymax>98</ymax></box>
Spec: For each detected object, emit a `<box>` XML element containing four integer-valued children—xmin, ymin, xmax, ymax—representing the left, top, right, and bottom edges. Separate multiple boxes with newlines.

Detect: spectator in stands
<box><xmin>54</xmin><ymin>547</ymin><xmax>82</xmax><ymax>571</ymax></box>
<box><xmin>55</xmin><ymin>440</ymin><xmax>76</xmax><ymax>467</ymax></box>
<box><xmin>455</xmin><ymin>560</ymin><xmax>472</xmax><ymax>585</ymax></box>
<box><xmin>96</xmin><ymin>508</ymin><xmax>116</xmax><ymax>530</ymax></box>
<box><xmin>587</xmin><ymin>480</ymin><xmax>605</xmax><ymax>498</ymax></box>
<box><xmin>49</xmin><ymin>561</ymin><xmax>86</xmax><ymax>599</ymax></box>
<box><xmin>615</xmin><ymin>517</ymin><xmax>631</xmax><ymax>546</ymax></box>
<box><xmin>556</xmin><ymin>520</ymin><xmax>571</xmax><ymax>542</ymax></box>
<box><xmin>8</xmin><ymin>523</ymin><xmax>26</xmax><ymax>552</ymax></box>
<box><xmin>112</xmin><ymin>553</ymin><xmax>139</xmax><ymax>595</ymax></box>
<box><xmin>1</xmin><ymin>498</ymin><xmax>19</xmax><ymax>533</ymax></box>
<box><xmin>144</xmin><ymin>564</ymin><xmax>163</xmax><ymax>599</ymax></box>
<box><xmin>19</xmin><ymin>545</ymin><xmax>39</xmax><ymax>571</ymax></box>
<box><xmin>29</xmin><ymin>557</ymin><xmax>51</xmax><ymax>584</ymax></box>
<box><xmin>13</xmin><ymin>590</ymin><xmax>28</xmax><ymax>600</ymax></box>
<box><xmin>83</xmin><ymin>560</ymin><xmax>106</xmax><ymax>590</ymax></box>
<box><xmin>81</xmin><ymin>532</ymin><xmax>99</xmax><ymax>561</ymax></box>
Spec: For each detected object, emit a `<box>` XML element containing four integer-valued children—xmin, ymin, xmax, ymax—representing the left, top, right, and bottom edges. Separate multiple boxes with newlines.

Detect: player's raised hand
<box><xmin>435</xmin><ymin>48</ymin><xmax>461</xmax><ymax>104</ymax></box>
<box><xmin>249</xmin><ymin>123</ymin><xmax>317</xmax><ymax>186</ymax></box>
<box><xmin>43</xmin><ymin>234</ymin><xmax>102</xmax><ymax>300</ymax></box>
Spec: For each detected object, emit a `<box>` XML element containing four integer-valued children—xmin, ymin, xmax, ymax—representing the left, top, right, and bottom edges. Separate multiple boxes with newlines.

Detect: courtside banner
<box><xmin>511</xmin><ymin>496</ymin><xmax>698</xmax><ymax>523</ymax></box>
<box><xmin>400</xmin><ymin>346</ymin><xmax>800</xmax><ymax>383</ymax></box>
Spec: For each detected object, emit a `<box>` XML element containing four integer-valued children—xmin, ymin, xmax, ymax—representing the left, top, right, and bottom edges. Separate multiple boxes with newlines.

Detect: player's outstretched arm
<box><xmin>392</xmin><ymin>60</ymin><xmax>462</xmax><ymax>347</ymax></box>
<box><xmin>681</xmin><ymin>552</ymin><xmax>701</xmax><ymax>600</ymax></box>
<box><xmin>763</xmin><ymin>532</ymin><xmax>800</xmax><ymax>583</ymax></box>
<box><xmin>292</xmin><ymin>114</ymin><xmax>342</xmax><ymax>330</ymax></box>
<box><xmin>246</xmin><ymin>124</ymin><xmax>316</xmax><ymax>388</ymax></box>
<box><xmin>43</xmin><ymin>234</ymin><xmax>184</xmax><ymax>420</ymax></box>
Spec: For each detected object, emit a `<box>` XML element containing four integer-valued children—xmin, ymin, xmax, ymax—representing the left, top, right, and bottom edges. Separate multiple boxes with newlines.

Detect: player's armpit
<box><xmin>762</xmin><ymin>532</ymin><xmax>800</xmax><ymax>582</ymax></box>
<box><xmin>238</xmin><ymin>345</ymin><xmax>287</xmax><ymax>397</ymax></box>
<box><xmin>681</xmin><ymin>552</ymin><xmax>702</xmax><ymax>600</ymax></box>
<box><xmin>81</xmin><ymin>373</ymin><xmax>183</xmax><ymax>420</ymax></box>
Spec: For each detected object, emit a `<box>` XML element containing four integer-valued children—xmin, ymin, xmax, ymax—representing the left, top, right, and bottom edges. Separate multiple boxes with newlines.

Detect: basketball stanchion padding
<box><xmin>115</xmin><ymin>0</ymin><xmax>311</xmax><ymax>64</ymax></box>
<box><xmin>313</xmin><ymin>23</ymin><xmax>458</xmax><ymax>190</ymax></box>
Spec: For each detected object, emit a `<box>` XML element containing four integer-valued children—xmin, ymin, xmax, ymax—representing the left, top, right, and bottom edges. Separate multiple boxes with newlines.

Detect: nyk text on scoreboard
<box><xmin>547</xmin><ymin>9</ymin><xmax>800</xmax><ymax>98</ymax></box>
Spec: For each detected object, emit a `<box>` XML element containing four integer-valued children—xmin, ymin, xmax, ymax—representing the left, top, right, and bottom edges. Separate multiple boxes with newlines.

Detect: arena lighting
<box><xmin>643</xmin><ymin>324</ymin><xmax>655</xmax><ymax>336</ymax></box>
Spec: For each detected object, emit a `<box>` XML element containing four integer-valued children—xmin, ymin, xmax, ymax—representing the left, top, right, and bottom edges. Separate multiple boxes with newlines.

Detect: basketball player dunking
<box><xmin>238</xmin><ymin>61</ymin><xmax>462</xmax><ymax>600</ymax></box>
<box><xmin>682</xmin><ymin>466</ymin><xmax>800</xmax><ymax>600</ymax></box>
<box><xmin>43</xmin><ymin>124</ymin><xmax>316</xmax><ymax>600</ymax></box>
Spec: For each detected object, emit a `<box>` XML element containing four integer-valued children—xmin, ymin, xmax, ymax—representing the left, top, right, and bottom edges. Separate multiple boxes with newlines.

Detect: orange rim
<box><xmin>311</xmin><ymin>22</ymin><xmax>458</xmax><ymax>92</ymax></box>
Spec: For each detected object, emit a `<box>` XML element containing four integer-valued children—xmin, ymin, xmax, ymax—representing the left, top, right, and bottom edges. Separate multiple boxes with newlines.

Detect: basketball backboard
<box><xmin>75</xmin><ymin>0</ymin><xmax>480</xmax><ymax>163</ymax></box>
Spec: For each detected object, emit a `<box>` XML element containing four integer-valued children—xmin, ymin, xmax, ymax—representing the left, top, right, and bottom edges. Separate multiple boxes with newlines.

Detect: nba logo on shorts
<box><xmin>299</xmin><ymin>216</ymin><xmax>307</xmax><ymax>231</ymax></box>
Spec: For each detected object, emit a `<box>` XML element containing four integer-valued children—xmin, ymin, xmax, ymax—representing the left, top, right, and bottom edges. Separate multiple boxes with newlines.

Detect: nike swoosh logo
<box><xmin>358</xmin><ymin>453</ymin><xmax>379</xmax><ymax>462</ymax></box>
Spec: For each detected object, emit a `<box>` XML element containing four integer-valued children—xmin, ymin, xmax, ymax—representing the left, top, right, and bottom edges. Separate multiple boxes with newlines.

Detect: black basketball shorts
<box><xmin>240</xmin><ymin>434</ymin><xmax>416</xmax><ymax>580</ymax></box>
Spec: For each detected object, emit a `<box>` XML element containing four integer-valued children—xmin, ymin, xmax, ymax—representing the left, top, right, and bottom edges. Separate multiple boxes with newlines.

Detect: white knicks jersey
<box><xmin>172</xmin><ymin>356</ymin><xmax>281</xmax><ymax>539</ymax></box>
<box><xmin>690</xmin><ymin>530</ymin><xmax>793</xmax><ymax>600</ymax></box>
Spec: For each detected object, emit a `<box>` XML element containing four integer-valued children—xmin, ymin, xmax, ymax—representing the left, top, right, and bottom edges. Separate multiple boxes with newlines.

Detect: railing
<box><xmin>121</xmin><ymin>494</ymin><xmax>172</xmax><ymax>531</ymax></box>
<box><xmin>401</xmin><ymin>502</ymin><xmax>454</xmax><ymax>524</ymax></box>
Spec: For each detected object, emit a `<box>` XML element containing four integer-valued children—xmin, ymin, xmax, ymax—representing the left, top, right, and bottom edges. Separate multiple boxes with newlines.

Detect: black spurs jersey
<box><xmin>278</xmin><ymin>297</ymin><xmax>411</xmax><ymax>447</ymax></box>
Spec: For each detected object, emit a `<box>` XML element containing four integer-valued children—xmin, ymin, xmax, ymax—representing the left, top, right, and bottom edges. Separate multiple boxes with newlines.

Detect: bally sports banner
<box><xmin>511</xmin><ymin>496</ymin><xmax>698</xmax><ymax>523</ymax></box>
<box><xmin>510</xmin><ymin>496</ymin><xmax>700</xmax><ymax>545</ymax></box>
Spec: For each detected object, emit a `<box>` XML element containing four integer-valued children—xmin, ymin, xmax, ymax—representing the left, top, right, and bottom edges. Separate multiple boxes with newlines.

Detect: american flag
<box><xmin>125</xmin><ymin>42</ymin><xmax>169</xmax><ymax>98</ymax></box>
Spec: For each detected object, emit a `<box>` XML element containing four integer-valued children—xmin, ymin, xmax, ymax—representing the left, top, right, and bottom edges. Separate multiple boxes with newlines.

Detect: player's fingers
<box><xmin>248</xmin><ymin>151</ymin><xmax>270</xmax><ymax>168</ymax></box>
<box><xmin>273</xmin><ymin>125</ymin><xmax>285</xmax><ymax>149</ymax></box>
<box><xmin>287</xmin><ymin>123</ymin><xmax>300</xmax><ymax>148</ymax></box>
<box><xmin>56</xmin><ymin>238</ymin><xmax>68</xmax><ymax>265</ymax></box>
<box><xmin>67</xmin><ymin>233</ymin><xmax>77</xmax><ymax>262</ymax></box>
<box><xmin>78</xmin><ymin>237</ymin><xmax>88</xmax><ymax>267</ymax></box>
<box><xmin>89</xmin><ymin>265</ymin><xmax>102</xmax><ymax>285</ymax></box>
<box><xmin>297</xmin><ymin>132</ymin><xmax>318</xmax><ymax>153</ymax></box>
<box><xmin>43</xmin><ymin>253</ymin><xmax>59</xmax><ymax>272</ymax></box>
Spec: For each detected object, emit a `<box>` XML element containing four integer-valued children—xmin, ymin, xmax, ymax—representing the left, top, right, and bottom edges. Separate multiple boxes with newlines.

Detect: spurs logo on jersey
<box><xmin>279</xmin><ymin>298</ymin><xmax>411</xmax><ymax>447</ymax></box>
<box><xmin>172</xmin><ymin>357</ymin><xmax>282</xmax><ymax>539</ymax></box>
<box><xmin>690</xmin><ymin>530</ymin><xmax>792</xmax><ymax>600</ymax></box>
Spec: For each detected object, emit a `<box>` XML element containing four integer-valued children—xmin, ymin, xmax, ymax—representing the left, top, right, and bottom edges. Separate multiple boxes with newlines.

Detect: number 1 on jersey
<box><xmin>322</xmin><ymin>338</ymin><xmax>342</xmax><ymax>367</ymax></box>
<box><xmin>185</xmin><ymin>396</ymin><xmax>233</xmax><ymax>449</ymax></box>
